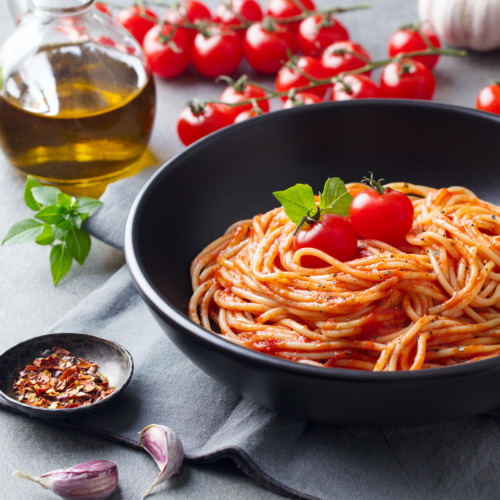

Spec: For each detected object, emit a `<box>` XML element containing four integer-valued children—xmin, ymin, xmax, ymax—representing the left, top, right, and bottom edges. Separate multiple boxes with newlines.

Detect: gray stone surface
<box><xmin>1</xmin><ymin>0</ymin><xmax>499</xmax><ymax>499</ymax></box>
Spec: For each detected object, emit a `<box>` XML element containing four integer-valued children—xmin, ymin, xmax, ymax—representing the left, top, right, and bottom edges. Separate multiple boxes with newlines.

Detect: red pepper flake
<box><xmin>12</xmin><ymin>347</ymin><xmax>114</xmax><ymax>409</ymax></box>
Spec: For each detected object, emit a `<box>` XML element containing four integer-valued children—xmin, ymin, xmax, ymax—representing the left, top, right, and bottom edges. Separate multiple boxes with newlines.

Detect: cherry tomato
<box><xmin>143</xmin><ymin>24</ymin><xmax>191</xmax><ymax>78</ymax></box>
<box><xmin>297</xmin><ymin>14</ymin><xmax>349</xmax><ymax>57</ymax></box>
<box><xmin>214</xmin><ymin>0</ymin><xmax>263</xmax><ymax>34</ymax></box>
<box><xmin>349</xmin><ymin>184</ymin><xmax>414</xmax><ymax>244</ymax></box>
<box><xmin>476</xmin><ymin>82</ymin><xmax>500</xmax><ymax>115</ymax></box>
<box><xmin>219</xmin><ymin>81</ymin><xmax>270</xmax><ymax>121</ymax></box>
<box><xmin>115</xmin><ymin>6</ymin><xmax>158</xmax><ymax>45</ymax></box>
<box><xmin>266</xmin><ymin>0</ymin><xmax>316</xmax><ymax>32</ymax></box>
<box><xmin>282</xmin><ymin>92</ymin><xmax>323</xmax><ymax>108</ymax></box>
<box><xmin>275</xmin><ymin>55</ymin><xmax>330</xmax><ymax>101</ymax></box>
<box><xmin>380</xmin><ymin>58</ymin><xmax>435</xmax><ymax>100</ymax></box>
<box><xmin>243</xmin><ymin>20</ymin><xmax>297</xmax><ymax>74</ymax></box>
<box><xmin>293</xmin><ymin>214</ymin><xmax>358</xmax><ymax>267</ymax></box>
<box><xmin>193</xmin><ymin>27</ymin><xmax>243</xmax><ymax>78</ymax></box>
<box><xmin>95</xmin><ymin>2</ymin><xmax>111</xmax><ymax>15</ymax></box>
<box><xmin>387</xmin><ymin>24</ymin><xmax>441</xmax><ymax>70</ymax></box>
<box><xmin>330</xmin><ymin>74</ymin><xmax>381</xmax><ymax>101</ymax></box>
<box><xmin>177</xmin><ymin>103</ymin><xmax>233</xmax><ymax>146</ymax></box>
<box><xmin>234</xmin><ymin>108</ymin><xmax>262</xmax><ymax>122</ymax></box>
<box><xmin>321</xmin><ymin>41</ymin><xmax>371</xmax><ymax>78</ymax></box>
<box><xmin>164</xmin><ymin>1</ymin><xmax>212</xmax><ymax>42</ymax></box>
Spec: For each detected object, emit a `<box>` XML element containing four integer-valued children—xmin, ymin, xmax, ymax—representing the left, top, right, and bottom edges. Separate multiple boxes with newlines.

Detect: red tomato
<box><xmin>476</xmin><ymin>82</ymin><xmax>500</xmax><ymax>115</ymax></box>
<box><xmin>388</xmin><ymin>25</ymin><xmax>441</xmax><ymax>70</ymax></box>
<box><xmin>95</xmin><ymin>2</ymin><xmax>111</xmax><ymax>15</ymax></box>
<box><xmin>192</xmin><ymin>27</ymin><xmax>243</xmax><ymax>78</ymax></box>
<box><xmin>266</xmin><ymin>0</ymin><xmax>316</xmax><ymax>31</ymax></box>
<box><xmin>330</xmin><ymin>74</ymin><xmax>381</xmax><ymax>101</ymax></box>
<box><xmin>214</xmin><ymin>0</ymin><xmax>263</xmax><ymax>33</ymax></box>
<box><xmin>219</xmin><ymin>82</ymin><xmax>270</xmax><ymax>121</ymax></box>
<box><xmin>177</xmin><ymin>103</ymin><xmax>232</xmax><ymax>146</ymax></box>
<box><xmin>349</xmin><ymin>186</ymin><xmax>414</xmax><ymax>244</ymax></box>
<box><xmin>164</xmin><ymin>1</ymin><xmax>212</xmax><ymax>42</ymax></box>
<box><xmin>143</xmin><ymin>24</ymin><xmax>191</xmax><ymax>78</ymax></box>
<box><xmin>234</xmin><ymin>108</ymin><xmax>262</xmax><ymax>122</ymax></box>
<box><xmin>275</xmin><ymin>55</ymin><xmax>330</xmax><ymax>101</ymax></box>
<box><xmin>293</xmin><ymin>214</ymin><xmax>358</xmax><ymax>267</ymax></box>
<box><xmin>380</xmin><ymin>59</ymin><xmax>435</xmax><ymax>100</ymax></box>
<box><xmin>321</xmin><ymin>41</ymin><xmax>371</xmax><ymax>78</ymax></box>
<box><xmin>243</xmin><ymin>20</ymin><xmax>297</xmax><ymax>74</ymax></box>
<box><xmin>115</xmin><ymin>6</ymin><xmax>158</xmax><ymax>45</ymax></box>
<box><xmin>297</xmin><ymin>14</ymin><xmax>349</xmax><ymax>57</ymax></box>
<box><xmin>282</xmin><ymin>92</ymin><xmax>323</xmax><ymax>108</ymax></box>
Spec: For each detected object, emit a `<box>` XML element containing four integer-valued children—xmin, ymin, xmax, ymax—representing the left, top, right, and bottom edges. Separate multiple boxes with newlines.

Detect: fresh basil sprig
<box><xmin>2</xmin><ymin>176</ymin><xmax>103</xmax><ymax>285</ymax></box>
<box><xmin>273</xmin><ymin>177</ymin><xmax>353</xmax><ymax>233</ymax></box>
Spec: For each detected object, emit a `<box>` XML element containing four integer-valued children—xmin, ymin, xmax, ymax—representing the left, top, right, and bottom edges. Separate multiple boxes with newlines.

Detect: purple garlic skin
<box><xmin>13</xmin><ymin>460</ymin><xmax>118</xmax><ymax>499</ymax></box>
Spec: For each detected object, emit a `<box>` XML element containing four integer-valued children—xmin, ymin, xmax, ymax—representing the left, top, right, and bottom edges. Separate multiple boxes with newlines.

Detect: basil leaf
<box><xmin>50</xmin><ymin>243</ymin><xmax>72</xmax><ymax>285</ymax></box>
<box><xmin>35</xmin><ymin>204</ymin><xmax>64</xmax><ymax>224</ymax></box>
<box><xmin>319</xmin><ymin>177</ymin><xmax>353</xmax><ymax>217</ymax></box>
<box><xmin>31</xmin><ymin>186</ymin><xmax>61</xmax><ymax>207</ymax></box>
<box><xmin>2</xmin><ymin>218</ymin><xmax>43</xmax><ymax>245</ymax></box>
<box><xmin>273</xmin><ymin>184</ymin><xmax>316</xmax><ymax>224</ymax></box>
<box><xmin>53</xmin><ymin>226</ymin><xmax>67</xmax><ymax>241</ymax></box>
<box><xmin>35</xmin><ymin>224</ymin><xmax>55</xmax><ymax>245</ymax></box>
<box><xmin>76</xmin><ymin>197</ymin><xmax>103</xmax><ymax>215</ymax></box>
<box><xmin>24</xmin><ymin>176</ymin><xmax>42</xmax><ymax>211</ymax></box>
<box><xmin>66</xmin><ymin>226</ymin><xmax>91</xmax><ymax>265</ymax></box>
<box><xmin>57</xmin><ymin>192</ymin><xmax>72</xmax><ymax>210</ymax></box>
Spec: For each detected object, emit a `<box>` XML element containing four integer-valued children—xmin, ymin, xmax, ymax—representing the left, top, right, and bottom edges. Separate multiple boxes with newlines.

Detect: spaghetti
<box><xmin>189</xmin><ymin>183</ymin><xmax>500</xmax><ymax>371</ymax></box>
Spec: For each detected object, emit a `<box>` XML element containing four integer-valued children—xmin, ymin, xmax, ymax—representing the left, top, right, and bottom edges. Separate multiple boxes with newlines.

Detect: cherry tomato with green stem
<box><xmin>115</xmin><ymin>6</ymin><xmax>158</xmax><ymax>45</ymax></box>
<box><xmin>193</xmin><ymin>26</ymin><xmax>243</xmax><ymax>78</ymax></box>
<box><xmin>266</xmin><ymin>0</ymin><xmax>316</xmax><ymax>32</ymax></box>
<box><xmin>234</xmin><ymin>107</ymin><xmax>263</xmax><ymax>122</ymax></box>
<box><xmin>164</xmin><ymin>0</ymin><xmax>212</xmax><ymax>42</ymax></box>
<box><xmin>297</xmin><ymin>14</ymin><xmax>349</xmax><ymax>57</ymax></box>
<box><xmin>214</xmin><ymin>0</ymin><xmax>263</xmax><ymax>34</ymax></box>
<box><xmin>387</xmin><ymin>24</ymin><xmax>441</xmax><ymax>70</ymax></box>
<box><xmin>243</xmin><ymin>19</ymin><xmax>297</xmax><ymax>74</ymax></box>
<box><xmin>282</xmin><ymin>92</ymin><xmax>323</xmax><ymax>108</ymax></box>
<box><xmin>293</xmin><ymin>214</ymin><xmax>358</xmax><ymax>267</ymax></box>
<box><xmin>476</xmin><ymin>81</ymin><xmax>500</xmax><ymax>115</ymax></box>
<box><xmin>380</xmin><ymin>58</ymin><xmax>435</xmax><ymax>100</ymax></box>
<box><xmin>143</xmin><ymin>24</ymin><xmax>192</xmax><ymax>78</ymax></box>
<box><xmin>349</xmin><ymin>174</ymin><xmax>414</xmax><ymax>244</ymax></box>
<box><xmin>330</xmin><ymin>74</ymin><xmax>381</xmax><ymax>101</ymax></box>
<box><xmin>177</xmin><ymin>102</ymin><xmax>233</xmax><ymax>146</ymax></box>
<box><xmin>321</xmin><ymin>40</ymin><xmax>372</xmax><ymax>78</ymax></box>
<box><xmin>275</xmin><ymin>55</ymin><xmax>330</xmax><ymax>101</ymax></box>
<box><xmin>219</xmin><ymin>77</ymin><xmax>270</xmax><ymax>121</ymax></box>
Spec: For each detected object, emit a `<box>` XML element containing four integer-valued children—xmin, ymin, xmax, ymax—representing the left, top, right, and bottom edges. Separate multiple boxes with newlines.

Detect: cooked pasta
<box><xmin>189</xmin><ymin>183</ymin><xmax>500</xmax><ymax>371</ymax></box>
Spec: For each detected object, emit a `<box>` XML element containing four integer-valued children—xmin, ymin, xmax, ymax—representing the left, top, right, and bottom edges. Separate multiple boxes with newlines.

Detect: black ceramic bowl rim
<box><xmin>124</xmin><ymin>99</ymin><xmax>500</xmax><ymax>390</ymax></box>
<box><xmin>0</xmin><ymin>332</ymin><xmax>134</xmax><ymax>417</ymax></box>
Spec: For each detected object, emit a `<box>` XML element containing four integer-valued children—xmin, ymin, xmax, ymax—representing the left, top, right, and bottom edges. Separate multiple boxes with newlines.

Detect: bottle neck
<box><xmin>29</xmin><ymin>0</ymin><xmax>94</xmax><ymax>14</ymax></box>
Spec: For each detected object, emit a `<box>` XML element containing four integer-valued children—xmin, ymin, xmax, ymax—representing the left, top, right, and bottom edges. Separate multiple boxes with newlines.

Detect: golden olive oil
<box><xmin>0</xmin><ymin>41</ymin><xmax>156</xmax><ymax>188</ymax></box>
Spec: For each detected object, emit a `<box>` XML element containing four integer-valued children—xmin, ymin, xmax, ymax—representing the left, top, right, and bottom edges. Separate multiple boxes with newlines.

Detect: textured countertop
<box><xmin>1</xmin><ymin>0</ymin><xmax>499</xmax><ymax>498</ymax></box>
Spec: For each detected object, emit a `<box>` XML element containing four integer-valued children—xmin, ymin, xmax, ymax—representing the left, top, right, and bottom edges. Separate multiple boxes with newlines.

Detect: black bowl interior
<box><xmin>125</xmin><ymin>100</ymin><xmax>500</xmax><ymax>426</ymax></box>
<box><xmin>0</xmin><ymin>333</ymin><xmax>134</xmax><ymax>419</ymax></box>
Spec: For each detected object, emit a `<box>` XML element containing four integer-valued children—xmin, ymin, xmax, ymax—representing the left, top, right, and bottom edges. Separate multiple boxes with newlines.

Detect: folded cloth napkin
<box><xmin>2</xmin><ymin>168</ymin><xmax>500</xmax><ymax>500</ymax></box>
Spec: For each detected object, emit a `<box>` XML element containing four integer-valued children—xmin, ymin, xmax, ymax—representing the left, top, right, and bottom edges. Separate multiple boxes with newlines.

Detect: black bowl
<box><xmin>125</xmin><ymin>100</ymin><xmax>500</xmax><ymax>427</ymax></box>
<box><xmin>0</xmin><ymin>333</ymin><xmax>133</xmax><ymax>419</ymax></box>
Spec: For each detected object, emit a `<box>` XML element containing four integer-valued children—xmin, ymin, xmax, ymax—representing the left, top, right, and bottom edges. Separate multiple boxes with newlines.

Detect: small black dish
<box><xmin>0</xmin><ymin>333</ymin><xmax>133</xmax><ymax>419</ymax></box>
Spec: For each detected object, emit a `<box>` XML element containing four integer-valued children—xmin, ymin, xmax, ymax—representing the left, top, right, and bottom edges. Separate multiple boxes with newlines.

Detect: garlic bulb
<box><xmin>419</xmin><ymin>0</ymin><xmax>500</xmax><ymax>51</ymax></box>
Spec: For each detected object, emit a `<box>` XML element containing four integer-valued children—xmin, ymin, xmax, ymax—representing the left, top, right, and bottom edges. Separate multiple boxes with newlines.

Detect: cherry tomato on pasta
<box><xmin>243</xmin><ymin>20</ymin><xmax>297</xmax><ymax>74</ymax></box>
<box><xmin>164</xmin><ymin>1</ymin><xmax>212</xmax><ymax>42</ymax></box>
<box><xmin>297</xmin><ymin>14</ymin><xmax>349</xmax><ymax>57</ymax></box>
<box><xmin>115</xmin><ymin>6</ymin><xmax>158</xmax><ymax>45</ymax></box>
<box><xmin>266</xmin><ymin>0</ymin><xmax>316</xmax><ymax>31</ymax></box>
<box><xmin>143</xmin><ymin>24</ymin><xmax>191</xmax><ymax>78</ymax></box>
<box><xmin>476</xmin><ymin>82</ymin><xmax>500</xmax><ymax>115</ymax></box>
<box><xmin>380</xmin><ymin>59</ymin><xmax>435</xmax><ymax>100</ymax></box>
<box><xmin>214</xmin><ymin>0</ymin><xmax>263</xmax><ymax>33</ymax></box>
<box><xmin>219</xmin><ymin>81</ymin><xmax>270</xmax><ymax>121</ymax></box>
<box><xmin>177</xmin><ymin>103</ymin><xmax>232</xmax><ymax>146</ymax></box>
<box><xmin>293</xmin><ymin>214</ymin><xmax>358</xmax><ymax>267</ymax></box>
<box><xmin>349</xmin><ymin>182</ymin><xmax>414</xmax><ymax>244</ymax></box>
<box><xmin>387</xmin><ymin>24</ymin><xmax>441</xmax><ymax>70</ymax></box>
<box><xmin>275</xmin><ymin>55</ymin><xmax>330</xmax><ymax>101</ymax></box>
<box><xmin>193</xmin><ymin>27</ymin><xmax>243</xmax><ymax>78</ymax></box>
<box><xmin>321</xmin><ymin>41</ymin><xmax>371</xmax><ymax>78</ymax></box>
<box><xmin>282</xmin><ymin>92</ymin><xmax>323</xmax><ymax>108</ymax></box>
<box><xmin>330</xmin><ymin>74</ymin><xmax>381</xmax><ymax>101</ymax></box>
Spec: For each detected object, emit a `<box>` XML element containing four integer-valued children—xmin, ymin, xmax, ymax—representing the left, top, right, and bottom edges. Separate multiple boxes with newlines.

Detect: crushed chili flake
<box><xmin>13</xmin><ymin>347</ymin><xmax>114</xmax><ymax>409</ymax></box>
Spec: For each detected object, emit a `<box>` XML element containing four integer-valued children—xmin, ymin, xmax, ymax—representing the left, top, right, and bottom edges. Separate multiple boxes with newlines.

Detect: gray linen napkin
<box><xmin>2</xmin><ymin>169</ymin><xmax>500</xmax><ymax>500</ymax></box>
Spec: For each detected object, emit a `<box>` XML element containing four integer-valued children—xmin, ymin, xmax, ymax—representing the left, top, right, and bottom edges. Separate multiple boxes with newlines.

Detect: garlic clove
<box><xmin>13</xmin><ymin>460</ymin><xmax>118</xmax><ymax>499</ymax></box>
<box><xmin>139</xmin><ymin>424</ymin><xmax>184</xmax><ymax>498</ymax></box>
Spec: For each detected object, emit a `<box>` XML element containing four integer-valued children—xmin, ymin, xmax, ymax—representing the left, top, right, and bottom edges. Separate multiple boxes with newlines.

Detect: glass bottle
<box><xmin>0</xmin><ymin>0</ymin><xmax>156</xmax><ymax>193</ymax></box>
